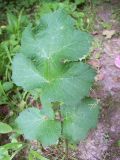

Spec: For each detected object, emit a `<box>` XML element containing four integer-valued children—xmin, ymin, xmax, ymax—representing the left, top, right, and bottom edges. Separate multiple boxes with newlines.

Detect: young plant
<box><xmin>12</xmin><ymin>9</ymin><xmax>99</xmax><ymax>157</ymax></box>
<box><xmin>0</xmin><ymin>123</ymin><xmax>24</xmax><ymax>160</ymax></box>
<box><xmin>7</xmin><ymin>10</ymin><xmax>29</xmax><ymax>40</ymax></box>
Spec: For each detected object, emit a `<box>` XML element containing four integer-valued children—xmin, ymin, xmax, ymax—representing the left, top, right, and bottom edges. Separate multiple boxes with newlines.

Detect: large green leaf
<box><xmin>0</xmin><ymin>147</ymin><xmax>10</xmax><ymax>160</ymax></box>
<box><xmin>20</xmin><ymin>10</ymin><xmax>92</xmax><ymax>61</ymax></box>
<box><xmin>16</xmin><ymin>107</ymin><xmax>61</xmax><ymax>146</ymax></box>
<box><xmin>61</xmin><ymin>98</ymin><xmax>99</xmax><ymax>142</ymax></box>
<box><xmin>12</xmin><ymin>10</ymin><xmax>93</xmax><ymax>105</ymax></box>
<box><xmin>0</xmin><ymin>122</ymin><xmax>12</xmax><ymax>134</ymax></box>
<box><xmin>41</xmin><ymin>62</ymin><xmax>95</xmax><ymax>106</ymax></box>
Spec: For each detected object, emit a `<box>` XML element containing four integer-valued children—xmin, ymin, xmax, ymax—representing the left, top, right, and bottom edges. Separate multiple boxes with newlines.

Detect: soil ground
<box><xmin>78</xmin><ymin>1</ymin><xmax>120</xmax><ymax>160</ymax></box>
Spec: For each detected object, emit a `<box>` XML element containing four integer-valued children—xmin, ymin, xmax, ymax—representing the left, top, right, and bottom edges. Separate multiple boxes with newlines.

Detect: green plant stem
<box><xmin>65</xmin><ymin>139</ymin><xmax>69</xmax><ymax>160</ymax></box>
<box><xmin>22</xmin><ymin>91</ymin><xmax>29</xmax><ymax>101</ymax></box>
<box><xmin>10</xmin><ymin>144</ymin><xmax>27</xmax><ymax>160</ymax></box>
<box><xmin>57</xmin><ymin>105</ymin><xmax>63</xmax><ymax>134</ymax></box>
<box><xmin>0</xmin><ymin>81</ymin><xmax>7</xmax><ymax>97</ymax></box>
<box><xmin>4</xmin><ymin>45</ymin><xmax>12</xmax><ymax>64</ymax></box>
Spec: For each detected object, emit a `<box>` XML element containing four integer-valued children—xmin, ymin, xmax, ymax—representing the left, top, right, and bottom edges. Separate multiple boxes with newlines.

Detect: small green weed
<box><xmin>12</xmin><ymin>10</ymin><xmax>99</xmax><ymax>159</ymax></box>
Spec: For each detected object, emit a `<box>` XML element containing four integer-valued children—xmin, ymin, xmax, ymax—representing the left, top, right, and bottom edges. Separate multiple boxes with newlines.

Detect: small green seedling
<box><xmin>12</xmin><ymin>10</ymin><xmax>99</xmax><ymax>159</ymax></box>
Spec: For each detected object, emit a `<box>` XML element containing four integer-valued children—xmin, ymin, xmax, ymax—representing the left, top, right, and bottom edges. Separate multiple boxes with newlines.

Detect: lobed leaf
<box><xmin>16</xmin><ymin>107</ymin><xmax>61</xmax><ymax>146</ymax></box>
<box><xmin>12</xmin><ymin>10</ymin><xmax>93</xmax><ymax>106</ymax></box>
<box><xmin>61</xmin><ymin>98</ymin><xmax>99</xmax><ymax>142</ymax></box>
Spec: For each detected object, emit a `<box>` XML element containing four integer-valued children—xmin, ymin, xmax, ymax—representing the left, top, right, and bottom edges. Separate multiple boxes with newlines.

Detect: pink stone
<box><xmin>115</xmin><ymin>55</ymin><xmax>120</xmax><ymax>69</ymax></box>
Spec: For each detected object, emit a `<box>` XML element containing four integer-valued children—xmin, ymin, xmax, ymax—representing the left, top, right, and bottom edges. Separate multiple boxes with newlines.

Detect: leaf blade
<box><xmin>0</xmin><ymin>122</ymin><xmax>12</xmax><ymax>134</ymax></box>
<box><xmin>62</xmin><ymin>98</ymin><xmax>99</xmax><ymax>142</ymax></box>
<box><xmin>16</xmin><ymin>107</ymin><xmax>61</xmax><ymax>146</ymax></box>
